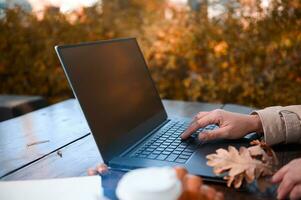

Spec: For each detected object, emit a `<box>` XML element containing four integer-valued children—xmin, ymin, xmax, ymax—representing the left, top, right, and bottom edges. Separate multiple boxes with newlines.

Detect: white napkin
<box><xmin>0</xmin><ymin>176</ymin><xmax>106</xmax><ymax>200</ymax></box>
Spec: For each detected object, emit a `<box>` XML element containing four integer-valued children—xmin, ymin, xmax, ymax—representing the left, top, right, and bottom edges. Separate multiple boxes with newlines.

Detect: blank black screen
<box><xmin>57</xmin><ymin>38</ymin><xmax>167</xmax><ymax>161</ymax></box>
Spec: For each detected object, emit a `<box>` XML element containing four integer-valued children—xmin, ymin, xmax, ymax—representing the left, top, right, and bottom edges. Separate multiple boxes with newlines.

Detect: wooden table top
<box><xmin>1</xmin><ymin>99</ymin><xmax>301</xmax><ymax>200</ymax></box>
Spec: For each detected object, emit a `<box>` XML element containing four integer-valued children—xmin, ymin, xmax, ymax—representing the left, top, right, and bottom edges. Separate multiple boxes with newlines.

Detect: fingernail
<box><xmin>181</xmin><ymin>132</ymin><xmax>187</xmax><ymax>138</ymax></box>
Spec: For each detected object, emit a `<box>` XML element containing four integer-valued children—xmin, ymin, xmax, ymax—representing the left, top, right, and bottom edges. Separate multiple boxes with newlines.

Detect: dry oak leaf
<box><xmin>249</xmin><ymin>140</ymin><xmax>279</xmax><ymax>165</ymax></box>
<box><xmin>206</xmin><ymin>146</ymin><xmax>274</xmax><ymax>188</ymax></box>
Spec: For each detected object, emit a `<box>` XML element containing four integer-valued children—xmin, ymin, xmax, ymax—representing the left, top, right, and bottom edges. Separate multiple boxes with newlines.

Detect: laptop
<box><xmin>55</xmin><ymin>38</ymin><xmax>249</xmax><ymax>181</ymax></box>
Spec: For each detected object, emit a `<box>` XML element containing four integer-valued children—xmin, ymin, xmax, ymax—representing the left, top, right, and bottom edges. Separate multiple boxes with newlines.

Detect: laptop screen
<box><xmin>56</xmin><ymin>38</ymin><xmax>167</xmax><ymax>162</ymax></box>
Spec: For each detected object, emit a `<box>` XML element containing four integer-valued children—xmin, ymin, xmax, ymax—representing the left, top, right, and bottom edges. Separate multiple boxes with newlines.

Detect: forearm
<box><xmin>252</xmin><ymin>105</ymin><xmax>301</xmax><ymax>145</ymax></box>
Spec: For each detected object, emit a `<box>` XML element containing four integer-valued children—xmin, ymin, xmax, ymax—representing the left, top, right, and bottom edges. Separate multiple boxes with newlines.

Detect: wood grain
<box><xmin>2</xmin><ymin>135</ymin><xmax>102</xmax><ymax>181</ymax></box>
<box><xmin>0</xmin><ymin>99</ymin><xmax>90</xmax><ymax>178</ymax></box>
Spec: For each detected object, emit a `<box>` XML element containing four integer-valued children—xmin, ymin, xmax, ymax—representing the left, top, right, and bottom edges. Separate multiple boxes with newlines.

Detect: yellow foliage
<box><xmin>213</xmin><ymin>41</ymin><xmax>228</xmax><ymax>57</ymax></box>
<box><xmin>0</xmin><ymin>0</ymin><xmax>301</xmax><ymax>108</ymax></box>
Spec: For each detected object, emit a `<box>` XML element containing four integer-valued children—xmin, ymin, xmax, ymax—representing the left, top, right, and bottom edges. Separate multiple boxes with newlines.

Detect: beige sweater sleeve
<box><xmin>252</xmin><ymin>105</ymin><xmax>301</xmax><ymax>145</ymax></box>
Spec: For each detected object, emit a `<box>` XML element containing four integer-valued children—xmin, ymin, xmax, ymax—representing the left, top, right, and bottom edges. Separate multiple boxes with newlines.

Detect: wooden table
<box><xmin>1</xmin><ymin>99</ymin><xmax>301</xmax><ymax>199</ymax></box>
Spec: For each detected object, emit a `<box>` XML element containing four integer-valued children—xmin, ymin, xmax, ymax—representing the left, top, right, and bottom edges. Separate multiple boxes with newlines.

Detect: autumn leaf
<box><xmin>250</xmin><ymin>140</ymin><xmax>279</xmax><ymax>165</ymax></box>
<box><xmin>206</xmin><ymin>141</ymin><xmax>277</xmax><ymax>189</ymax></box>
<box><xmin>1</xmin><ymin>1</ymin><xmax>301</xmax><ymax>107</ymax></box>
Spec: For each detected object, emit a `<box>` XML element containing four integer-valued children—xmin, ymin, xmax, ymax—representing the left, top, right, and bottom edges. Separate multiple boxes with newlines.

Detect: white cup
<box><xmin>116</xmin><ymin>167</ymin><xmax>182</xmax><ymax>200</ymax></box>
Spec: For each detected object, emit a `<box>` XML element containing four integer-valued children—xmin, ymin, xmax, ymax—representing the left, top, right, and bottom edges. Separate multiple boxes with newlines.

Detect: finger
<box><xmin>272</xmin><ymin>164</ymin><xmax>289</xmax><ymax>183</ymax></box>
<box><xmin>277</xmin><ymin>175</ymin><xmax>296</xmax><ymax>199</ymax></box>
<box><xmin>183</xmin><ymin>175</ymin><xmax>202</xmax><ymax>199</ymax></box>
<box><xmin>96</xmin><ymin>164</ymin><xmax>108</xmax><ymax>174</ymax></box>
<box><xmin>198</xmin><ymin>127</ymin><xmax>230</xmax><ymax>141</ymax></box>
<box><xmin>289</xmin><ymin>184</ymin><xmax>301</xmax><ymax>200</ymax></box>
<box><xmin>87</xmin><ymin>168</ymin><xmax>97</xmax><ymax>176</ymax></box>
<box><xmin>174</xmin><ymin>167</ymin><xmax>188</xmax><ymax>181</ymax></box>
<box><xmin>184</xmin><ymin>175</ymin><xmax>202</xmax><ymax>192</ymax></box>
<box><xmin>182</xmin><ymin>112</ymin><xmax>209</xmax><ymax>139</ymax></box>
<box><xmin>181</xmin><ymin>114</ymin><xmax>216</xmax><ymax>139</ymax></box>
<box><xmin>192</xmin><ymin>112</ymin><xmax>210</xmax><ymax>123</ymax></box>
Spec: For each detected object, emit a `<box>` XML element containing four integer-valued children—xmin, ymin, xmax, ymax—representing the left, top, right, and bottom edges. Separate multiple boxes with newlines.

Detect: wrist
<box><xmin>250</xmin><ymin>114</ymin><xmax>263</xmax><ymax>133</ymax></box>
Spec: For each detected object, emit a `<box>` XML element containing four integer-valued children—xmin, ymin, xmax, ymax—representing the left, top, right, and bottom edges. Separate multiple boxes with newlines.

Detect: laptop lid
<box><xmin>55</xmin><ymin>38</ymin><xmax>168</xmax><ymax>163</ymax></box>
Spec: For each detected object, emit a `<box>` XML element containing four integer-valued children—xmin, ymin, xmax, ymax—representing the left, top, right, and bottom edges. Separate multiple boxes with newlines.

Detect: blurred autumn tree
<box><xmin>0</xmin><ymin>0</ymin><xmax>300</xmax><ymax>107</ymax></box>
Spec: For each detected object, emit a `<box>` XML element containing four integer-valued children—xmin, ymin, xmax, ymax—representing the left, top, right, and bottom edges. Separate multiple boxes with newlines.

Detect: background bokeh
<box><xmin>0</xmin><ymin>0</ymin><xmax>300</xmax><ymax>108</ymax></box>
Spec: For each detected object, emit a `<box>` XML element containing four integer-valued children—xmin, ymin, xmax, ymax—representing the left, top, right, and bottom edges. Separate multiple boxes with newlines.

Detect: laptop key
<box><xmin>182</xmin><ymin>151</ymin><xmax>193</xmax><ymax>156</ymax></box>
<box><xmin>173</xmin><ymin>150</ymin><xmax>182</xmax><ymax>155</ymax></box>
<box><xmin>167</xmin><ymin>147</ymin><xmax>176</xmax><ymax>151</ymax></box>
<box><xmin>147</xmin><ymin>154</ymin><xmax>158</xmax><ymax>159</ymax></box>
<box><xmin>152</xmin><ymin>151</ymin><xmax>161</xmax><ymax>155</ymax></box>
<box><xmin>179</xmin><ymin>155</ymin><xmax>190</xmax><ymax>159</ymax></box>
<box><xmin>156</xmin><ymin>154</ymin><xmax>168</xmax><ymax>160</ymax></box>
<box><xmin>141</xmin><ymin>151</ymin><xmax>150</xmax><ymax>156</ymax></box>
<box><xmin>179</xmin><ymin>144</ymin><xmax>187</xmax><ymax>148</ymax></box>
<box><xmin>163</xmin><ymin>142</ymin><xmax>171</xmax><ymax>146</ymax></box>
<box><xmin>162</xmin><ymin>151</ymin><xmax>171</xmax><ymax>155</ymax></box>
<box><xmin>166</xmin><ymin>154</ymin><xmax>179</xmax><ymax>162</ymax></box>
<box><xmin>176</xmin><ymin>148</ymin><xmax>185</xmax><ymax>152</ymax></box>
<box><xmin>175</xmin><ymin>158</ymin><xmax>187</xmax><ymax>163</ymax></box>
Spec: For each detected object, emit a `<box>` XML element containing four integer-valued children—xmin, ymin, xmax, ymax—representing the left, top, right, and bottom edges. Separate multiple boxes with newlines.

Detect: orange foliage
<box><xmin>0</xmin><ymin>0</ymin><xmax>300</xmax><ymax>107</ymax></box>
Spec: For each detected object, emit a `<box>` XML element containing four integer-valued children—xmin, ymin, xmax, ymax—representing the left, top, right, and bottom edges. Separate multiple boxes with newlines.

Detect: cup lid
<box><xmin>116</xmin><ymin>167</ymin><xmax>182</xmax><ymax>200</ymax></box>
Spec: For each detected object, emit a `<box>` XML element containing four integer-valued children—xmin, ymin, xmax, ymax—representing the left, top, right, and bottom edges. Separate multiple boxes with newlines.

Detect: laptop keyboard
<box><xmin>129</xmin><ymin>120</ymin><xmax>218</xmax><ymax>163</ymax></box>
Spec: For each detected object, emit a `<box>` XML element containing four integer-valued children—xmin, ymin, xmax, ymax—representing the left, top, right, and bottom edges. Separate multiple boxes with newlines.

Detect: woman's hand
<box><xmin>272</xmin><ymin>158</ymin><xmax>301</xmax><ymax>199</ymax></box>
<box><xmin>87</xmin><ymin>163</ymin><xmax>108</xmax><ymax>176</ymax></box>
<box><xmin>181</xmin><ymin>109</ymin><xmax>263</xmax><ymax>141</ymax></box>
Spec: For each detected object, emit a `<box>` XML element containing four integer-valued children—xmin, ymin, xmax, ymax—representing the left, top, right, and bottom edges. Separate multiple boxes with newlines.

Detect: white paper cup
<box><xmin>116</xmin><ymin>167</ymin><xmax>182</xmax><ymax>200</ymax></box>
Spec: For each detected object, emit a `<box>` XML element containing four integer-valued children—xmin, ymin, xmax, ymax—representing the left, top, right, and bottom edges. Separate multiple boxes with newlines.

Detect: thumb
<box><xmin>198</xmin><ymin>127</ymin><xmax>229</xmax><ymax>141</ymax></box>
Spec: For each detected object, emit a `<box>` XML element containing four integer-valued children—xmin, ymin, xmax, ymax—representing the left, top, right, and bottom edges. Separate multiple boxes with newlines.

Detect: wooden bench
<box><xmin>0</xmin><ymin>95</ymin><xmax>47</xmax><ymax>122</ymax></box>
